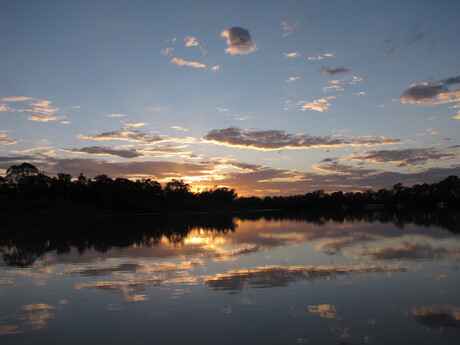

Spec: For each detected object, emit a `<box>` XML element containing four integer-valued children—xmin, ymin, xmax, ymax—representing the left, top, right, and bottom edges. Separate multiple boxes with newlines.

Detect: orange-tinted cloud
<box><xmin>170</xmin><ymin>57</ymin><xmax>206</xmax><ymax>68</ymax></box>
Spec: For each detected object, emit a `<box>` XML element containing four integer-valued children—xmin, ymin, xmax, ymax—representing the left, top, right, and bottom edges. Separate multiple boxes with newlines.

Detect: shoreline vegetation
<box><xmin>1</xmin><ymin>162</ymin><xmax>460</xmax><ymax>215</ymax></box>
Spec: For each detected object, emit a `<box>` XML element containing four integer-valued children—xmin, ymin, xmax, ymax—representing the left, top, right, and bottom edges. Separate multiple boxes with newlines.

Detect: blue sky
<box><xmin>1</xmin><ymin>0</ymin><xmax>459</xmax><ymax>195</ymax></box>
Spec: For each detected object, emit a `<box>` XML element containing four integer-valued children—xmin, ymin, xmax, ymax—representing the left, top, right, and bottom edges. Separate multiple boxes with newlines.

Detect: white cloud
<box><xmin>301</xmin><ymin>96</ymin><xmax>335</xmax><ymax>112</ymax></box>
<box><xmin>307</xmin><ymin>53</ymin><xmax>333</xmax><ymax>61</ymax></box>
<box><xmin>170</xmin><ymin>57</ymin><xmax>206</xmax><ymax>69</ymax></box>
<box><xmin>170</xmin><ymin>126</ymin><xmax>189</xmax><ymax>132</ymax></box>
<box><xmin>283</xmin><ymin>52</ymin><xmax>300</xmax><ymax>58</ymax></box>
<box><xmin>107</xmin><ymin>114</ymin><xmax>127</xmax><ymax>118</ymax></box>
<box><xmin>287</xmin><ymin>76</ymin><xmax>300</xmax><ymax>82</ymax></box>
<box><xmin>184</xmin><ymin>36</ymin><xmax>199</xmax><ymax>47</ymax></box>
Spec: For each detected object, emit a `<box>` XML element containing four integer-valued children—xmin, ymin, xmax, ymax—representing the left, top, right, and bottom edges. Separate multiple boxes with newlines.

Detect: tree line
<box><xmin>1</xmin><ymin>162</ymin><xmax>459</xmax><ymax>213</ymax></box>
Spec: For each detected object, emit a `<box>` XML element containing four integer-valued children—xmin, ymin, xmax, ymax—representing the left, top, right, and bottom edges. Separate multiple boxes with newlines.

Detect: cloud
<box><xmin>184</xmin><ymin>36</ymin><xmax>199</xmax><ymax>47</ymax></box>
<box><xmin>170</xmin><ymin>57</ymin><xmax>206</xmax><ymax>69</ymax></box>
<box><xmin>300</xmin><ymin>96</ymin><xmax>335</xmax><ymax>112</ymax></box>
<box><xmin>351</xmin><ymin>148</ymin><xmax>456</xmax><ymax>166</ymax></box>
<box><xmin>349</xmin><ymin>76</ymin><xmax>363</xmax><ymax>84</ymax></box>
<box><xmin>381</xmin><ymin>20</ymin><xmax>434</xmax><ymax>55</ymax></box>
<box><xmin>107</xmin><ymin>113</ymin><xmax>127</xmax><ymax>118</ymax></box>
<box><xmin>211</xmin><ymin>65</ymin><xmax>220</xmax><ymax>71</ymax></box>
<box><xmin>77</xmin><ymin>126</ymin><xmax>165</xmax><ymax>145</ymax></box>
<box><xmin>221</xmin><ymin>27</ymin><xmax>257</xmax><ymax>55</ymax></box>
<box><xmin>0</xmin><ymin>133</ymin><xmax>19</xmax><ymax>145</ymax></box>
<box><xmin>203</xmin><ymin>127</ymin><xmax>400</xmax><ymax>151</ymax></box>
<box><xmin>1</xmin><ymin>96</ymin><xmax>34</xmax><ymax>102</ymax></box>
<box><xmin>323</xmin><ymin>84</ymin><xmax>344</xmax><ymax>93</ymax></box>
<box><xmin>0</xmin><ymin>97</ymin><xmax>64</xmax><ymax>122</ymax></box>
<box><xmin>321</xmin><ymin>66</ymin><xmax>349</xmax><ymax>75</ymax></box>
<box><xmin>283</xmin><ymin>52</ymin><xmax>300</xmax><ymax>58</ymax></box>
<box><xmin>307</xmin><ymin>53</ymin><xmax>333</xmax><ymax>61</ymax></box>
<box><xmin>314</xmin><ymin>161</ymin><xmax>378</xmax><ymax>177</ymax></box>
<box><xmin>282</xmin><ymin>21</ymin><xmax>298</xmax><ymax>37</ymax></box>
<box><xmin>64</xmin><ymin>146</ymin><xmax>144</xmax><ymax>159</ymax></box>
<box><xmin>287</xmin><ymin>76</ymin><xmax>300</xmax><ymax>82</ymax></box>
<box><xmin>170</xmin><ymin>126</ymin><xmax>189</xmax><ymax>132</ymax></box>
<box><xmin>124</xmin><ymin>122</ymin><xmax>148</xmax><ymax>128</ymax></box>
<box><xmin>160</xmin><ymin>47</ymin><xmax>174</xmax><ymax>56</ymax></box>
<box><xmin>400</xmin><ymin>76</ymin><xmax>460</xmax><ymax>105</ymax></box>
<box><xmin>27</xmin><ymin>114</ymin><xmax>62</xmax><ymax>122</ymax></box>
<box><xmin>10</xmin><ymin>146</ymin><xmax>51</xmax><ymax>153</ymax></box>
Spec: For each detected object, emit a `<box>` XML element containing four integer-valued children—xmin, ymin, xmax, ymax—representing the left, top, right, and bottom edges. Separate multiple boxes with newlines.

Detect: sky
<box><xmin>0</xmin><ymin>0</ymin><xmax>459</xmax><ymax>196</ymax></box>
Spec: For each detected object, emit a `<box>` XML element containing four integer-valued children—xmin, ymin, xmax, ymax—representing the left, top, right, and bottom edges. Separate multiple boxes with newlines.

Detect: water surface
<box><xmin>1</xmin><ymin>211</ymin><xmax>459</xmax><ymax>344</ymax></box>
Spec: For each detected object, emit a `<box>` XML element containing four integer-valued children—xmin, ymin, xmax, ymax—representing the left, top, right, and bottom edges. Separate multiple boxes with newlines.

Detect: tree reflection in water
<box><xmin>1</xmin><ymin>209</ymin><xmax>459</xmax><ymax>267</ymax></box>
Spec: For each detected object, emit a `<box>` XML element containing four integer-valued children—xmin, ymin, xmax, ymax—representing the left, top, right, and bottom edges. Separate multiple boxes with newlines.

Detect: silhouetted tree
<box><xmin>5</xmin><ymin>162</ymin><xmax>39</xmax><ymax>184</ymax></box>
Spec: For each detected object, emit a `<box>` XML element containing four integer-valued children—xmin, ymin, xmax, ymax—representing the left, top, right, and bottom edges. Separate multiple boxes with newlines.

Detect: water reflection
<box><xmin>1</xmin><ymin>210</ymin><xmax>458</xmax><ymax>267</ymax></box>
<box><xmin>0</xmin><ymin>210</ymin><xmax>459</xmax><ymax>344</ymax></box>
<box><xmin>205</xmin><ymin>264</ymin><xmax>406</xmax><ymax>291</ymax></box>
<box><xmin>412</xmin><ymin>306</ymin><xmax>460</xmax><ymax>330</ymax></box>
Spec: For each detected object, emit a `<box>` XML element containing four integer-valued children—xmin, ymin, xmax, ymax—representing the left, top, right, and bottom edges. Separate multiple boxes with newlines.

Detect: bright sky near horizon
<box><xmin>1</xmin><ymin>0</ymin><xmax>459</xmax><ymax>196</ymax></box>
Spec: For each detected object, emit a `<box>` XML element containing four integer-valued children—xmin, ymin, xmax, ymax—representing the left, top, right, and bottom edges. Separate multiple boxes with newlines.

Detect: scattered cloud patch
<box><xmin>351</xmin><ymin>148</ymin><xmax>456</xmax><ymax>166</ymax></box>
<box><xmin>124</xmin><ymin>122</ymin><xmax>148</xmax><ymax>128</ymax></box>
<box><xmin>107</xmin><ymin>113</ymin><xmax>127</xmax><ymax>118</ymax></box>
<box><xmin>307</xmin><ymin>53</ymin><xmax>333</xmax><ymax>61</ymax></box>
<box><xmin>321</xmin><ymin>66</ymin><xmax>349</xmax><ymax>76</ymax></box>
<box><xmin>323</xmin><ymin>83</ymin><xmax>344</xmax><ymax>93</ymax></box>
<box><xmin>0</xmin><ymin>133</ymin><xmax>19</xmax><ymax>146</ymax></box>
<box><xmin>283</xmin><ymin>52</ymin><xmax>300</xmax><ymax>58</ymax></box>
<box><xmin>400</xmin><ymin>76</ymin><xmax>460</xmax><ymax>105</ymax></box>
<box><xmin>287</xmin><ymin>76</ymin><xmax>300</xmax><ymax>83</ymax></box>
<box><xmin>184</xmin><ymin>36</ymin><xmax>199</xmax><ymax>47</ymax></box>
<box><xmin>10</xmin><ymin>146</ymin><xmax>51</xmax><ymax>153</ymax></box>
<box><xmin>282</xmin><ymin>21</ymin><xmax>298</xmax><ymax>37</ymax></box>
<box><xmin>314</xmin><ymin>160</ymin><xmax>378</xmax><ymax>176</ymax></box>
<box><xmin>170</xmin><ymin>57</ymin><xmax>206</xmax><ymax>68</ymax></box>
<box><xmin>170</xmin><ymin>126</ymin><xmax>189</xmax><ymax>132</ymax></box>
<box><xmin>300</xmin><ymin>96</ymin><xmax>335</xmax><ymax>112</ymax></box>
<box><xmin>160</xmin><ymin>47</ymin><xmax>174</xmax><ymax>56</ymax></box>
<box><xmin>211</xmin><ymin>65</ymin><xmax>220</xmax><ymax>71</ymax></box>
<box><xmin>2</xmin><ymin>96</ymin><xmax>34</xmax><ymax>102</ymax></box>
<box><xmin>64</xmin><ymin>146</ymin><xmax>143</xmax><ymax>159</ymax></box>
<box><xmin>0</xmin><ymin>97</ymin><xmax>64</xmax><ymax>122</ymax></box>
<box><xmin>77</xmin><ymin>125</ymin><xmax>165</xmax><ymax>145</ymax></box>
<box><xmin>349</xmin><ymin>76</ymin><xmax>363</xmax><ymax>84</ymax></box>
<box><xmin>381</xmin><ymin>20</ymin><xmax>434</xmax><ymax>55</ymax></box>
<box><xmin>203</xmin><ymin>127</ymin><xmax>400</xmax><ymax>151</ymax></box>
<box><xmin>221</xmin><ymin>27</ymin><xmax>257</xmax><ymax>55</ymax></box>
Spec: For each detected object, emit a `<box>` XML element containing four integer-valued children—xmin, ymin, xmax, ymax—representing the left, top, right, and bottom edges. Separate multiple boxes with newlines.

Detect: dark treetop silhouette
<box><xmin>0</xmin><ymin>162</ymin><xmax>459</xmax><ymax>214</ymax></box>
